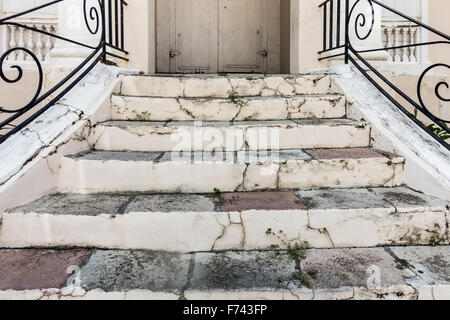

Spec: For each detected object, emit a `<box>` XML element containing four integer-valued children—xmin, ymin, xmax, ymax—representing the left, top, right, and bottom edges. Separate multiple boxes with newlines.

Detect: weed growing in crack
<box><xmin>296</xmin><ymin>274</ymin><xmax>313</xmax><ymax>289</ymax></box>
<box><xmin>426</xmin><ymin>228</ymin><xmax>443</xmax><ymax>246</ymax></box>
<box><xmin>133</xmin><ymin>111</ymin><xmax>152</xmax><ymax>121</ymax></box>
<box><xmin>265</xmin><ymin>228</ymin><xmax>313</xmax><ymax>288</ymax></box>
<box><xmin>227</xmin><ymin>90</ymin><xmax>248</xmax><ymax>107</ymax></box>
<box><xmin>265</xmin><ymin>228</ymin><xmax>310</xmax><ymax>260</ymax></box>
<box><xmin>228</xmin><ymin>90</ymin><xmax>239</xmax><ymax>103</ymax></box>
<box><xmin>213</xmin><ymin>188</ymin><xmax>221</xmax><ymax>195</ymax></box>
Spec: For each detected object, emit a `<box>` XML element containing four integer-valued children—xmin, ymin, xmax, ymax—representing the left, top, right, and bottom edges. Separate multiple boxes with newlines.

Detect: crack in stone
<box><xmin>177</xmin><ymin>99</ymin><xmax>196</xmax><ymax>120</ymax></box>
<box><xmin>211</xmin><ymin>215</ymin><xmax>231</xmax><ymax>251</ymax></box>
<box><xmin>306</xmin><ymin>210</ymin><xmax>335</xmax><ymax>248</ymax></box>
<box><xmin>383</xmin><ymin>247</ymin><xmax>425</xmax><ymax>291</ymax></box>
<box><xmin>179</xmin><ymin>253</ymin><xmax>195</xmax><ymax>300</ymax></box>
<box><xmin>234</xmin><ymin>164</ymin><xmax>249</xmax><ymax>192</ymax></box>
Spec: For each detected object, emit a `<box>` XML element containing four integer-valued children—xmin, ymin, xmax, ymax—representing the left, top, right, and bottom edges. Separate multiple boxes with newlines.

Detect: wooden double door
<box><xmin>156</xmin><ymin>0</ymin><xmax>280</xmax><ymax>73</ymax></box>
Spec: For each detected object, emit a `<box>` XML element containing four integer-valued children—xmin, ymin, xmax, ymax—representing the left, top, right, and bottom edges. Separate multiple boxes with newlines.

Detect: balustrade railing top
<box><xmin>0</xmin><ymin>0</ymin><xmax>128</xmax><ymax>144</ymax></box>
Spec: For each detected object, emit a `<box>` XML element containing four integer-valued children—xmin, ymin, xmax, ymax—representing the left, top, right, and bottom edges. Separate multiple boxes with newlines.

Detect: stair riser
<box><xmin>0</xmin><ymin>208</ymin><xmax>446</xmax><ymax>251</ymax></box>
<box><xmin>0</xmin><ymin>287</ymin><xmax>424</xmax><ymax>301</ymax></box>
<box><xmin>120</xmin><ymin>75</ymin><xmax>336</xmax><ymax>98</ymax></box>
<box><xmin>57</xmin><ymin>157</ymin><xmax>404</xmax><ymax>193</ymax></box>
<box><xmin>111</xmin><ymin>95</ymin><xmax>347</xmax><ymax>121</ymax></box>
<box><xmin>91</xmin><ymin>124</ymin><xmax>371</xmax><ymax>152</ymax></box>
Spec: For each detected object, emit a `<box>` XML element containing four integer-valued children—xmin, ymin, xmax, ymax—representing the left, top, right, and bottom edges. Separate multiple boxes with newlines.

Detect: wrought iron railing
<box><xmin>0</xmin><ymin>0</ymin><xmax>128</xmax><ymax>144</ymax></box>
<box><xmin>319</xmin><ymin>0</ymin><xmax>450</xmax><ymax>150</ymax></box>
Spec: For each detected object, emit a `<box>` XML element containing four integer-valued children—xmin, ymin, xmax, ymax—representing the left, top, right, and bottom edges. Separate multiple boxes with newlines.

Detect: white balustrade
<box><xmin>4</xmin><ymin>20</ymin><xmax>57</xmax><ymax>64</ymax></box>
<box><xmin>382</xmin><ymin>23</ymin><xmax>420</xmax><ymax>64</ymax></box>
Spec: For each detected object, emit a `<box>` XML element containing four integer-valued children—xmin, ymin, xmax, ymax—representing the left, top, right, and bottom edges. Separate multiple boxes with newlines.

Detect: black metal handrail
<box><xmin>319</xmin><ymin>0</ymin><xmax>450</xmax><ymax>150</ymax></box>
<box><xmin>0</xmin><ymin>0</ymin><xmax>128</xmax><ymax>144</ymax></box>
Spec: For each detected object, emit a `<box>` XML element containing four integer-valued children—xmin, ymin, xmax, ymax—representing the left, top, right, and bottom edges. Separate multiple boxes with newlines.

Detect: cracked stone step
<box><xmin>91</xmin><ymin>119</ymin><xmax>371</xmax><ymax>152</ymax></box>
<box><xmin>3</xmin><ymin>187</ymin><xmax>447</xmax><ymax>251</ymax></box>
<box><xmin>110</xmin><ymin>94</ymin><xmax>347</xmax><ymax>121</ymax></box>
<box><xmin>57</xmin><ymin>148</ymin><xmax>405</xmax><ymax>193</ymax></box>
<box><xmin>1</xmin><ymin>246</ymin><xmax>449</xmax><ymax>300</ymax></box>
<box><xmin>119</xmin><ymin>74</ymin><xmax>337</xmax><ymax>98</ymax></box>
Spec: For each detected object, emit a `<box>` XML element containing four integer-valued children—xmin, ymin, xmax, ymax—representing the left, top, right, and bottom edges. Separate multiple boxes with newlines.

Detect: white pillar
<box><xmin>50</xmin><ymin>0</ymin><xmax>101</xmax><ymax>66</ymax></box>
<box><xmin>289</xmin><ymin>0</ymin><xmax>300</xmax><ymax>73</ymax></box>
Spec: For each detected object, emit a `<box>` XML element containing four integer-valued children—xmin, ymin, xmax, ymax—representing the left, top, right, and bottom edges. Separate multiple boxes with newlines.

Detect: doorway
<box><xmin>156</xmin><ymin>0</ymin><xmax>281</xmax><ymax>73</ymax></box>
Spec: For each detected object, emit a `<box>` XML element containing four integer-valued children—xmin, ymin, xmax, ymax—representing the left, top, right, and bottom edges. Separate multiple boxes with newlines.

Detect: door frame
<box><xmin>148</xmin><ymin>0</ymin><xmax>315</xmax><ymax>74</ymax></box>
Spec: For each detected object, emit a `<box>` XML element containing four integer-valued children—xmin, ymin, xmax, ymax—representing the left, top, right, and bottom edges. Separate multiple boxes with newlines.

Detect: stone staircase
<box><xmin>1</xmin><ymin>74</ymin><xmax>449</xmax><ymax>300</ymax></box>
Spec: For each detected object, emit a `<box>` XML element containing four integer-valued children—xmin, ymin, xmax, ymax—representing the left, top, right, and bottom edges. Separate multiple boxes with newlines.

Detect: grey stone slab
<box><xmin>100</xmin><ymin>119</ymin><xmax>365</xmax><ymax>129</ymax></box>
<box><xmin>7</xmin><ymin>193</ymin><xmax>220</xmax><ymax>215</ymax></box>
<box><xmin>291</xmin><ymin>118</ymin><xmax>368</xmax><ymax>127</ymax></box>
<box><xmin>232</xmin><ymin>120</ymin><xmax>297</xmax><ymax>127</ymax></box>
<box><xmin>369</xmin><ymin>187</ymin><xmax>449</xmax><ymax>211</ymax></box>
<box><xmin>300</xmin><ymin>248</ymin><xmax>407</xmax><ymax>289</ymax></box>
<box><xmin>237</xmin><ymin>149</ymin><xmax>312</xmax><ymax>164</ymax></box>
<box><xmin>126</xmin><ymin>194</ymin><xmax>220</xmax><ymax>213</ymax></box>
<box><xmin>158</xmin><ymin>151</ymin><xmax>237</xmax><ymax>163</ymax></box>
<box><xmin>80</xmin><ymin>250</ymin><xmax>191</xmax><ymax>292</ymax></box>
<box><xmin>71</xmin><ymin>149</ymin><xmax>314</xmax><ymax>164</ymax></box>
<box><xmin>3</xmin><ymin>247</ymin><xmax>449</xmax><ymax>295</ymax></box>
<box><xmin>166</xmin><ymin>121</ymin><xmax>233</xmax><ymax>128</ymax></box>
<box><xmin>7</xmin><ymin>193</ymin><xmax>133</xmax><ymax>216</ymax></box>
<box><xmin>122</xmin><ymin>73</ymin><xmax>311</xmax><ymax>79</ymax></box>
<box><xmin>102</xmin><ymin>120</ymin><xmax>300</xmax><ymax>128</ymax></box>
<box><xmin>188</xmin><ymin>251</ymin><xmax>299</xmax><ymax>291</ymax></box>
<box><xmin>99</xmin><ymin>121</ymin><xmax>169</xmax><ymax>127</ymax></box>
<box><xmin>296</xmin><ymin>188</ymin><xmax>392</xmax><ymax>210</ymax></box>
<box><xmin>70</xmin><ymin>151</ymin><xmax>163</xmax><ymax>162</ymax></box>
<box><xmin>389</xmin><ymin>246</ymin><xmax>450</xmax><ymax>286</ymax></box>
<box><xmin>158</xmin><ymin>149</ymin><xmax>312</xmax><ymax>164</ymax></box>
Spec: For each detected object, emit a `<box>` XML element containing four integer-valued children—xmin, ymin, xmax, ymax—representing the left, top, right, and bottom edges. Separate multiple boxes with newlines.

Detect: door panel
<box><xmin>219</xmin><ymin>0</ymin><xmax>268</xmax><ymax>73</ymax></box>
<box><xmin>170</xmin><ymin>0</ymin><xmax>218</xmax><ymax>73</ymax></box>
<box><xmin>157</xmin><ymin>0</ymin><xmax>279</xmax><ymax>74</ymax></box>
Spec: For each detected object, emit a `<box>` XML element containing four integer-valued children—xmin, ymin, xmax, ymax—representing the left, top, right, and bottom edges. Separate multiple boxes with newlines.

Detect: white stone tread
<box><xmin>111</xmin><ymin>94</ymin><xmax>347</xmax><ymax>121</ymax></box>
<box><xmin>119</xmin><ymin>74</ymin><xmax>337</xmax><ymax>98</ymax></box>
<box><xmin>1</xmin><ymin>246</ymin><xmax>449</xmax><ymax>300</ymax></box>
<box><xmin>57</xmin><ymin>148</ymin><xmax>405</xmax><ymax>193</ymax></box>
<box><xmin>3</xmin><ymin>187</ymin><xmax>447</xmax><ymax>251</ymax></box>
<box><xmin>91</xmin><ymin>119</ymin><xmax>371</xmax><ymax>151</ymax></box>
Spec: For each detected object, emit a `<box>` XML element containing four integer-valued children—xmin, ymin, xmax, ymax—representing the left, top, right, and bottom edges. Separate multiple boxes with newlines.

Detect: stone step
<box><xmin>57</xmin><ymin>148</ymin><xmax>405</xmax><ymax>193</ymax></box>
<box><xmin>110</xmin><ymin>94</ymin><xmax>347</xmax><ymax>121</ymax></box>
<box><xmin>2</xmin><ymin>187</ymin><xmax>448</xmax><ymax>251</ymax></box>
<box><xmin>119</xmin><ymin>74</ymin><xmax>337</xmax><ymax>98</ymax></box>
<box><xmin>91</xmin><ymin>119</ymin><xmax>371</xmax><ymax>152</ymax></box>
<box><xmin>1</xmin><ymin>246</ymin><xmax>449</xmax><ymax>300</ymax></box>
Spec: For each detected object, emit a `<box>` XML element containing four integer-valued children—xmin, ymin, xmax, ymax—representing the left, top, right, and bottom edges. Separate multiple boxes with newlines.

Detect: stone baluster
<box><xmin>409</xmin><ymin>27</ymin><xmax>417</xmax><ymax>63</ymax></box>
<box><xmin>35</xmin><ymin>25</ymin><xmax>44</xmax><ymax>61</ymax></box>
<box><xmin>16</xmin><ymin>28</ymin><xmax>25</xmax><ymax>61</ymax></box>
<box><xmin>44</xmin><ymin>25</ymin><xmax>54</xmax><ymax>62</ymax></box>
<box><xmin>26</xmin><ymin>26</ymin><xmax>35</xmax><ymax>61</ymax></box>
<box><xmin>401</xmin><ymin>28</ymin><xmax>409</xmax><ymax>62</ymax></box>
<box><xmin>386</xmin><ymin>27</ymin><xmax>395</xmax><ymax>63</ymax></box>
<box><xmin>394</xmin><ymin>28</ymin><xmax>401</xmax><ymax>63</ymax></box>
<box><xmin>7</xmin><ymin>25</ymin><xmax>17</xmax><ymax>61</ymax></box>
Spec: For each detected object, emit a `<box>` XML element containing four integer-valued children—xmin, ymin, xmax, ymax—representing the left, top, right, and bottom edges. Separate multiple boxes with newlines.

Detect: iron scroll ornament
<box><xmin>0</xmin><ymin>0</ymin><xmax>102</xmax><ymax>113</ymax></box>
<box><xmin>0</xmin><ymin>48</ymin><xmax>43</xmax><ymax>113</ymax></box>
<box><xmin>84</xmin><ymin>0</ymin><xmax>101</xmax><ymax>35</ymax></box>
<box><xmin>349</xmin><ymin>0</ymin><xmax>375</xmax><ymax>41</ymax></box>
<box><xmin>417</xmin><ymin>63</ymin><xmax>450</xmax><ymax>124</ymax></box>
<box><xmin>0</xmin><ymin>0</ymin><xmax>128</xmax><ymax>144</ymax></box>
